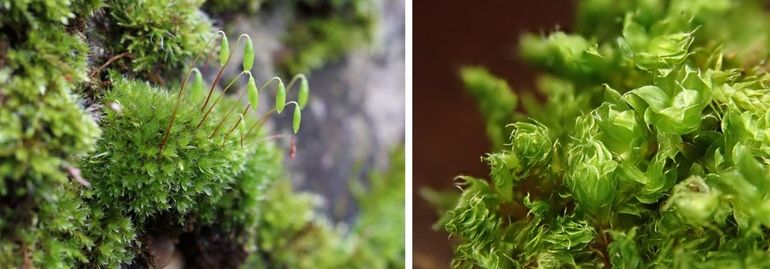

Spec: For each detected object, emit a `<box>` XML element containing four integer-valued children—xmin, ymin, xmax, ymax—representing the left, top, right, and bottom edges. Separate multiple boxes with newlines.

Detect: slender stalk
<box><xmin>199</xmin><ymin>57</ymin><xmax>230</xmax><ymax>112</ymax></box>
<box><xmin>90</xmin><ymin>52</ymin><xmax>130</xmax><ymax>77</ymax></box>
<box><xmin>285</xmin><ymin>74</ymin><xmax>306</xmax><ymax>92</ymax></box>
<box><xmin>219</xmin><ymin>104</ymin><xmax>251</xmax><ymax>148</ymax></box>
<box><xmin>260</xmin><ymin>77</ymin><xmax>283</xmax><ymax>93</ymax></box>
<box><xmin>210</xmin><ymin>90</ymin><xmax>247</xmax><ymax>138</ymax></box>
<box><xmin>243</xmin><ymin>101</ymin><xmax>299</xmax><ymax>138</ymax></box>
<box><xmin>197</xmin><ymin>71</ymin><xmax>251</xmax><ymax>129</ymax></box>
<box><xmin>244</xmin><ymin>107</ymin><xmax>278</xmax><ymax>138</ymax></box>
<box><xmin>200</xmin><ymin>33</ymin><xmax>251</xmax><ymax>112</ymax></box>
<box><xmin>158</xmin><ymin>31</ymin><xmax>223</xmax><ymax>156</ymax></box>
<box><xmin>252</xmin><ymin>134</ymin><xmax>291</xmax><ymax>144</ymax></box>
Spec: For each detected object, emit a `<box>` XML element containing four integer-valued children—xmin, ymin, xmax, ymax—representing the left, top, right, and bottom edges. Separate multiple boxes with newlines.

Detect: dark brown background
<box><xmin>414</xmin><ymin>1</ymin><xmax>575</xmax><ymax>268</ymax></box>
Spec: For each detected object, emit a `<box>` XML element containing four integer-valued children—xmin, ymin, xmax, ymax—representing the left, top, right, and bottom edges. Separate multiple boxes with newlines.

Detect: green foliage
<box><xmin>460</xmin><ymin>67</ymin><xmax>517</xmax><ymax>149</ymax></box>
<box><xmin>348</xmin><ymin>148</ymin><xmax>406</xmax><ymax>269</ymax></box>
<box><xmin>282</xmin><ymin>0</ymin><xmax>376</xmax><ymax>73</ymax></box>
<box><xmin>80</xmin><ymin>75</ymin><xmax>251</xmax><ymax>221</ymax></box>
<box><xmin>0</xmin><ymin>2</ymin><xmax>101</xmax><ymax>267</ymax></box>
<box><xmin>77</xmin><ymin>74</ymin><xmax>289</xmax><ymax>267</ymax></box>
<box><xmin>0</xmin><ymin>0</ymin><xmax>101</xmax><ymax>27</ymax></box>
<box><xmin>441</xmin><ymin>0</ymin><xmax>770</xmax><ymax>267</ymax></box>
<box><xmin>202</xmin><ymin>0</ymin><xmax>262</xmax><ymax>15</ymax></box>
<box><xmin>203</xmin><ymin>0</ymin><xmax>377</xmax><ymax>73</ymax></box>
<box><xmin>248</xmin><ymin>148</ymin><xmax>405</xmax><ymax>269</ymax></box>
<box><xmin>1</xmin><ymin>1</ymin><xmax>396</xmax><ymax>268</ymax></box>
<box><xmin>105</xmin><ymin>0</ymin><xmax>212</xmax><ymax>75</ymax></box>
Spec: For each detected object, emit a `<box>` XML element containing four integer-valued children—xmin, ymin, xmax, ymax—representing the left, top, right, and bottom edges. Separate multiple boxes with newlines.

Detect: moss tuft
<box><xmin>104</xmin><ymin>0</ymin><xmax>212</xmax><ymax>77</ymax></box>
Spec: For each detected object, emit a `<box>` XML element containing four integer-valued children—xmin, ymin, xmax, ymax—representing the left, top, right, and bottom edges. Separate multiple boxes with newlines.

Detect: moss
<box><xmin>247</xmin><ymin>147</ymin><xmax>405</xmax><ymax>269</ymax></box>
<box><xmin>348</xmin><ymin>147</ymin><xmax>406</xmax><ymax>269</ymax></box>
<box><xmin>282</xmin><ymin>0</ymin><xmax>376</xmax><ymax>74</ymax></box>
<box><xmin>438</xmin><ymin>0</ymin><xmax>770</xmax><ymax>267</ymax></box>
<box><xmin>203</xmin><ymin>0</ymin><xmax>263</xmax><ymax>16</ymax></box>
<box><xmin>1</xmin><ymin>1</ymin><xmax>401</xmax><ymax>268</ymax></box>
<box><xmin>0</xmin><ymin>0</ymin><xmax>100</xmax><ymax>28</ymax></box>
<box><xmin>203</xmin><ymin>0</ymin><xmax>376</xmax><ymax>74</ymax></box>
<box><xmin>0</xmin><ymin>1</ymin><xmax>102</xmax><ymax>267</ymax></box>
<box><xmin>81</xmin><ymin>75</ymin><xmax>251</xmax><ymax>221</ymax></box>
<box><xmin>77</xmin><ymin>74</ymin><xmax>284</xmax><ymax>267</ymax></box>
<box><xmin>103</xmin><ymin>0</ymin><xmax>212</xmax><ymax>78</ymax></box>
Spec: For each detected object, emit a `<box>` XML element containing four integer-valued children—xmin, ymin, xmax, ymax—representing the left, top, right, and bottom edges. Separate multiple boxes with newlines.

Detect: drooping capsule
<box><xmin>239</xmin><ymin>113</ymin><xmax>247</xmax><ymax>136</ymax></box>
<box><xmin>292</xmin><ymin>105</ymin><xmax>301</xmax><ymax>134</ymax></box>
<box><xmin>219</xmin><ymin>35</ymin><xmax>230</xmax><ymax>66</ymax></box>
<box><xmin>298</xmin><ymin>77</ymin><xmax>309</xmax><ymax>109</ymax></box>
<box><xmin>190</xmin><ymin>68</ymin><xmax>205</xmax><ymax>104</ymax></box>
<box><xmin>276</xmin><ymin>80</ymin><xmax>286</xmax><ymax>113</ymax></box>
<box><xmin>247</xmin><ymin>75</ymin><xmax>259</xmax><ymax>111</ymax></box>
<box><xmin>243</xmin><ymin>36</ymin><xmax>254</xmax><ymax>71</ymax></box>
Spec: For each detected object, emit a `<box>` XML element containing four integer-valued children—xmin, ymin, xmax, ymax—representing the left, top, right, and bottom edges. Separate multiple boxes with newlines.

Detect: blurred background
<box><xmin>414</xmin><ymin>1</ymin><xmax>574</xmax><ymax>268</ymax></box>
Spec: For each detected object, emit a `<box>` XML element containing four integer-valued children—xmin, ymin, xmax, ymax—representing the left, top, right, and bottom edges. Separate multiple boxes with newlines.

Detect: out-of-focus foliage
<box><xmin>349</xmin><ymin>147</ymin><xmax>405</xmax><ymax>269</ymax></box>
<box><xmin>282</xmin><ymin>0</ymin><xmax>376</xmax><ymax>74</ymax></box>
<box><xmin>203</xmin><ymin>0</ymin><xmax>377</xmax><ymax>74</ymax></box>
<box><xmin>248</xmin><ymin>148</ymin><xmax>405</xmax><ymax>269</ymax></box>
<box><xmin>440</xmin><ymin>0</ymin><xmax>770</xmax><ymax>267</ymax></box>
<box><xmin>203</xmin><ymin>0</ymin><xmax>263</xmax><ymax>15</ymax></box>
<box><xmin>460</xmin><ymin>67</ymin><xmax>517</xmax><ymax>149</ymax></box>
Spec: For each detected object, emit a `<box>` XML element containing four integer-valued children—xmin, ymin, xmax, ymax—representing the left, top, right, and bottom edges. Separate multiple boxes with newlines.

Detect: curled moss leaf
<box><xmin>667</xmin><ymin>176</ymin><xmax>720</xmax><ymax>224</ymax></box>
<box><xmin>510</xmin><ymin>121</ymin><xmax>552</xmax><ymax>168</ymax></box>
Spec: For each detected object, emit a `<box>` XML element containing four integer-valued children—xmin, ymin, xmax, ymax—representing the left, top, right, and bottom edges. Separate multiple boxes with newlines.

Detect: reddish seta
<box><xmin>290</xmin><ymin>137</ymin><xmax>297</xmax><ymax>160</ymax></box>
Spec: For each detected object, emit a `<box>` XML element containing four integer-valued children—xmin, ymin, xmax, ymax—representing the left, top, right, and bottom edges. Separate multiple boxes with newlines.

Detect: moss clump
<box><xmin>77</xmin><ymin>74</ymin><xmax>286</xmax><ymax>267</ymax></box>
<box><xmin>0</xmin><ymin>1</ymin><xmax>101</xmax><ymax>267</ymax></box>
<box><xmin>0</xmin><ymin>0</ymin><xmax>100</xmax><ymax>28</ymax></box>
<box><xmin>103</xmin><ymin>0</ymin><xmax>212</xmax><ymax>77</ymax></box>
<box><xmin>81</xmin><ymin>75</ymin><xmax>250</xmax><ymax>221</ymax></box>
<box><xmin>437</xmin><ymin>0</ymin><xmax>770</xmax><ymax>268</ymax></box>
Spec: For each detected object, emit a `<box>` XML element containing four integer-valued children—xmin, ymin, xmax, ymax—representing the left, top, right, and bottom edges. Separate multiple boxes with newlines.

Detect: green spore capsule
<box><xmin>239</xmin><ymin>113</ymin><xmax>247</xmax><ymax>135</ymax></box>
<box><xmin>293</xmin><ymin>105</ymin><xmax>301</xmax><ymax>134</ymax></box>
<box><xmin>298</xmin><ymin>77</ymin><xmax>309</xmax><ymax>109</ymax></box>
<box><xmin>219</xmin><ymin>35</ymin><xmax>229</xmax><ymax>66</ymax></box>
<box><xmin>243</xmin><ymin>36</ymin><xmax>254</xmax><ymax>71</ymax></box>
<box><xmin>276</xmin><ymin>81</ymin><xmax>286</xmax><ymax>113</ymax></box>
<box><xmin>247</xmin><ymin>75</ymin><xmax>259</xmax><ymax>111</ymax></box>
<box><xmin>190</xmin><ymin>69</ymin><xmax>204</xmax><ymax>104</ymax></box>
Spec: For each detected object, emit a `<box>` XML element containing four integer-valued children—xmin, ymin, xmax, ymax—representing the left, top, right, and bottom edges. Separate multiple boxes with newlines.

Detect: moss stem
<box><xmin>158</xmin><ymin>32</ymin><xmax>222</xmax><ymax>156</ymax></box>
<box><xmin>210</xmin><ymin>90</ymin><xmax>247</xmax><ymax>138</ymax></box>
<box><xmin>219</xmin><ymin>105</ymin><xmax>251</xmax><ymax>148</ymax></box>
<box><xmin>197</xmin><ymin>71</ymin><xmax>250</xmax><ymax>129</ymax></box>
